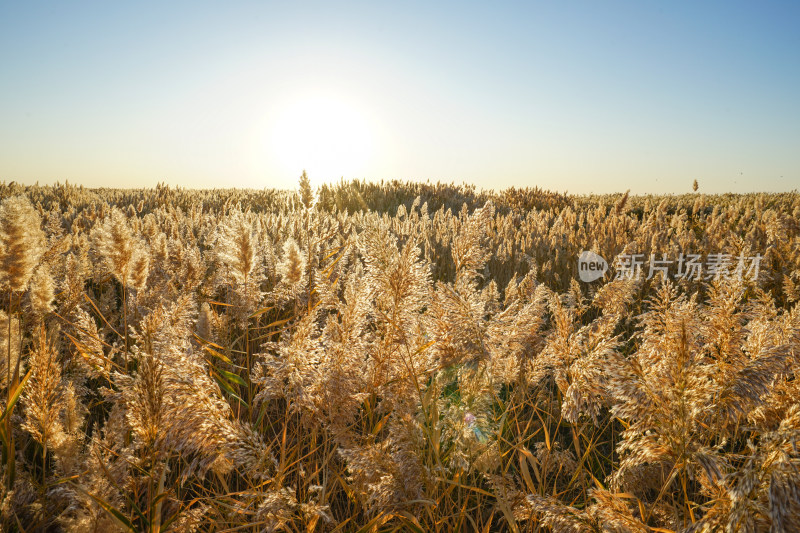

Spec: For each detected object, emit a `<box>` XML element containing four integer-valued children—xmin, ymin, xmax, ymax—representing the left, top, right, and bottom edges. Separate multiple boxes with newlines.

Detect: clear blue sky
<box><xmin>1</xmin><ymin>1</ymin><xmax>798</xmax><ymax>193</ymax></box>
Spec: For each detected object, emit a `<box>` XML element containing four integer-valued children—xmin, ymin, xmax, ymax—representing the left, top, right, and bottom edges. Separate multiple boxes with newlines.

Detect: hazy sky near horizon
<box><xmin>1</xmin><ymin>1</ymin><xmax>798</xmax><ymax>194</ymax></box>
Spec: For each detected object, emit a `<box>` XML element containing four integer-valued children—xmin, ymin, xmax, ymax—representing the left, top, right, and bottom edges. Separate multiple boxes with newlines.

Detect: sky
<box><xmin>1</xmin><ymin>1</ymin><xmax>798</xmax><ymax>194</ymax></box>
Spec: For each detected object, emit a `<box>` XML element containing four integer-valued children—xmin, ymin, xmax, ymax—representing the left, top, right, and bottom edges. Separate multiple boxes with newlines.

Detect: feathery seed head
<box><xmin>278</xmin><ymin>237</ymin><xmax>306</xmax><ymax>286</ymax></box>
<box><xmin>0</xmin><ymin>195</ymin><xmax>45</xmax><ymax>292</ymax></box>
<box><xmin>29</xmin><ymin>265</ymin><xmax>55</xmax><ymax>317</ymax></box>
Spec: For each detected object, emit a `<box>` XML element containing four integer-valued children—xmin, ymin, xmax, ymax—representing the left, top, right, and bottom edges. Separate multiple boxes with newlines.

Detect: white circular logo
<box><xmin>578</xmin><ymin>251</ymin><xmax>608</xmax><ymax>282</ymax></box>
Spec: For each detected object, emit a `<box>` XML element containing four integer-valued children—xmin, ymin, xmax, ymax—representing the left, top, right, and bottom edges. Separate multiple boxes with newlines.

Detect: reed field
<box><xmin>0</xmin><ymin>177</ymin><xmax>798</xmax><ymax>532</ymax></box>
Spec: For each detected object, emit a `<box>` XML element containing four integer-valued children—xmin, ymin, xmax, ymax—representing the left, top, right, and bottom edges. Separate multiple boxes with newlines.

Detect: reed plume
<box><xmin>277</xmin><ymin>237</ymin><xmax>306</xmax><ymax>287</ymax></box>
<box><xmin>0</xmin><ymin>311</ymin><xmax>20</xmax><ymax>389</ymax></box>
<box><xmin>215</xmin><ymin>210</ymin><xmax>256</xmax><ymax>286</ymax></box>
<box><xmin>0</xmin><ymin>182</ymin><xmax>797</xmax><ymax>531</ymax></box>
<box><xmin>21</xmin><ymin>326</ymin><xmax>64</xmax><ymax>484</ymax></box>
<box><xmin>0</xmin><ymin>195</ymin><xmax>45</xmax><ymax>293</ymax></box>
<box><xmin>28</xmin><ymin>265</ymin><xmax>55</xmax><ymax>317</ymax></box>
<box><xmin>91</xmin><ymin>208</ymin><xmax>138</xmax><ymax>285</ymax></box>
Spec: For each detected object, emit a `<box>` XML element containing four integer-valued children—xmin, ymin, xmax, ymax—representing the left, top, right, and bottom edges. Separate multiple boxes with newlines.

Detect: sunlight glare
<box><xmin>269</xmin><ymin>94</ymin><xmax>374</xmax><ymax>184</ymax></box>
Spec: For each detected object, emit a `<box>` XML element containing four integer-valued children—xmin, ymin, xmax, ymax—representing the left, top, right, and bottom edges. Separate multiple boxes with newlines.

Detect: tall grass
<box><xmin>0</xmin><ymin>180</ymin><xmax>797</xmax><ymax>531</ymax></box>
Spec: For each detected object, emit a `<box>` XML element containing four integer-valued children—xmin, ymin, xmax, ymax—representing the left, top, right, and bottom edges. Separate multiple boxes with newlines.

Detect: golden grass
<box><xmin>0</xmin><ymin>180</ymin><xmax>797</xmax><ymax>532</ymax></box>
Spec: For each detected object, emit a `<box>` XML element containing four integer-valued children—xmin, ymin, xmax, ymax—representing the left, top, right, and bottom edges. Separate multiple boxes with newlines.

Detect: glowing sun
<box><xmin>269</xmin><ymin>94</ymin><xmax>375</xmax><ymax>183</ymax></box>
